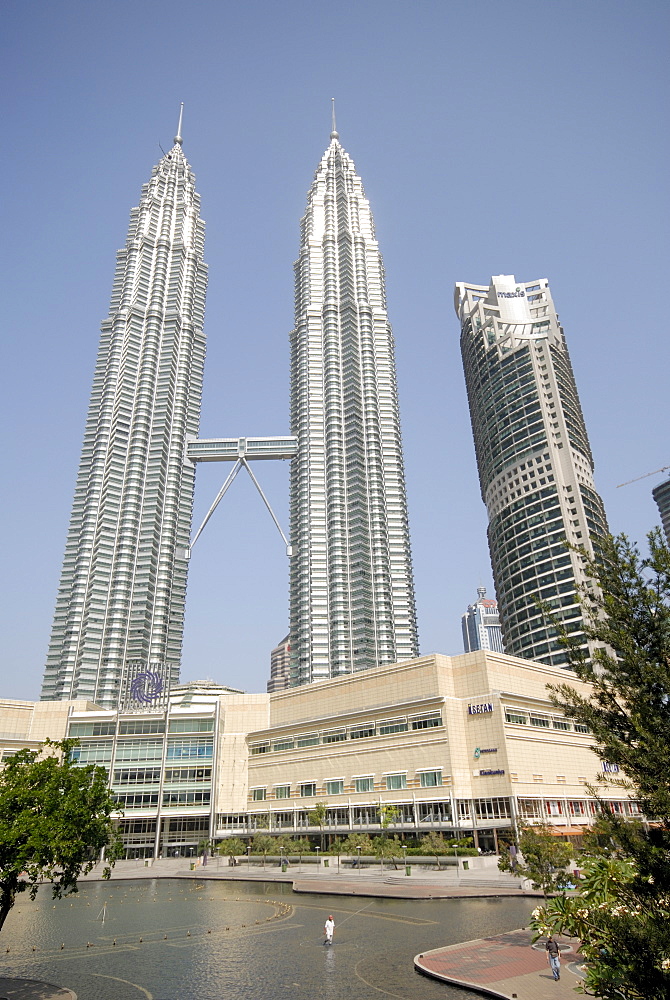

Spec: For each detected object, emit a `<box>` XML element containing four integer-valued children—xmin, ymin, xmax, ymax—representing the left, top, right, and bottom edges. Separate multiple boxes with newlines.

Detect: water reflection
<box><xmin>0</xmin><ymin>880</ymin><xmax>535</xmax><ymax>999</ymax></box>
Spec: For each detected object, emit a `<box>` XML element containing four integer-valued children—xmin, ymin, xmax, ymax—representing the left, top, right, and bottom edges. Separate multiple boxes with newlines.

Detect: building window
<box><xmin>274</xmin><ymin>785</ymin><xmax>291</xmax><ymax>799</ymax></box>
<box><xmin>251</xmin><ymin>788</ymin><xmax>266</xmax><ymax>801</ymax></box>
<box><xmin>385</xmin><ymin>774</ymin><xmax>407</xmax><ymax>791</ymax></box>
<box><xmin>166</xmin><ymin>738</ymin><xmax>213</xmax><ymax>761</ymax></box>
<box><xmin>350</xmin><ymin>725</ymin><xmax>375</xmax><ymax>740</ymax></box>
<box><xmin>68</xmin><ymin>741</ymin><xmax>113</xmax><ymax>764</ymax></box>
<box><xmin>322</xmin><ymin>731</ymin><xmax>346</xmax><ymax>744</ymax></box>
<box><xmin>505</xmin><ymin>711</ymin><xmax>527</xmax><ymax>725</ymax></box>
<box><xmin>529</xmin><ymin>715</ymin><xmax>550</xmax><ymax>728</ymax></box>
<box><xmin>300</xmin><ymin>782</ymin><xmax>316</xmax><ymax>797</ymax></box>
<box><xmin>354</xmin><ymin>776</ymin><xmax>374</xmax><ymax>793</ymax></box>
<box><xmin>379</xmin><ymin>719</ymin><xmax>408</xmax><ymax>735</ymax></box>
<box><xmin>272</xmin><ymin>739</ymin><xmax>294</xmax><ymax>752</ymax></box>
<box><xmin>410</xmin><ymin>714</ymin><xmax>442</xmax><ymax>730</ymax></box>
<box><xmin>162</xmin><ymin>790</ymin><xmax>211</xmax><ymax>807</ymax></box>
<box><xmin>114</xmin><ymin>740</ymin><xmax>164</xmax><ymax>763</ymax></box>
<box><xmin>326</xmin><ymin>779</ymin><xmax>344</xmax><ymax>795</ymax></box>
<box><xmin>69</xmin><ymin>722</ymin><xmax>118</xmax><ymax>738</ymax></box>
<box><xmin>574</xmin><ymin>723</ymin><xmax>590</xmax><ymax>734</ymax></box>
<box><xmin>296</xmin><ymin>735</ymin><xmax>319</xmax><ymax>748</ymax></box>
<box><xmin>419</xmin><ymin>770</ymin><xmax>442</xmax><ymax>788</ymax></box>
<box><xmin>552</xmin><ymin>719</ymin><xmax>571</xmax><ymax>730</ymax></box>
<box><xmin>250</xmin><ymin>743</ymin><xmax>270</xmax><ymax>755</ymax></box>
<box><xmin>167</xmin><ymin>718</ymin><xmax>214</xmax><ymax>734</ymax></box>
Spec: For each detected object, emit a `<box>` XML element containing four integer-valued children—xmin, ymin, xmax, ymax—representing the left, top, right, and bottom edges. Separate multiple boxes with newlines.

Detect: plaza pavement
<box><xmin>8</xmin><ymin>859</ymin><xmax>588</xmax><ymax>1000</ymax></box>
<box><xmin>415</xmin><ymin>929</ymin><xmax>585</xmax><ymax>1000</ymax></box>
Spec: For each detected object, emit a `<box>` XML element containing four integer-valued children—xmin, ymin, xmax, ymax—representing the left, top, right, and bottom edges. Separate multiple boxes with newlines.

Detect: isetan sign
<box><xmin>468</xmin><ymin>702</ymin><xmax>493</xmax><ymax>715</ymax></box>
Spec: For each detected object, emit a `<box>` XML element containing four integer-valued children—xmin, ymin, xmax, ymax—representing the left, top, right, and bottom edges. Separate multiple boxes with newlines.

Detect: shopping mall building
<box><xmin>0</xmin><ymin>651</ymin><xmax>638</xmax><ymax>858</ymax></box>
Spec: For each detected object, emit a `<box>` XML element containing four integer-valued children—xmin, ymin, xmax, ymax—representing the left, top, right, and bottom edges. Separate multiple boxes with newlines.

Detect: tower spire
<box><xmin>174</xmin><ymin>102</ymin><xmax>184</xmax><ymax>146</ymax></box>
<box><xmin>330</xmin><ymin>98</ymin><xmax>338</xmax><ymax>140</ymax></box>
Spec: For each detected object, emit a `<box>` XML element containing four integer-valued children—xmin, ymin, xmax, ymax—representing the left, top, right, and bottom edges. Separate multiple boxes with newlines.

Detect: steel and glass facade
<box><xmin>289</xmin><ymin>129</ymin><xmax>418</xmax><ymax>684</ymax></box>
<box><xmin>456</xmin><ymin>276</ymin><xmax>608</xmax><ymax>666</ymax></box>
<box><xmin>652</xmin><ymin>479</ymin><xmax>670</xmax><ymax>545</ymax></box>
<box><xmin>42</xmin><ymin>129</ymin><xmax>207</xmax><ymax>709</ymax></box>
<box><xmin>67</xmin><ymin>687</ymin><xmax>220</xmax><ymax>858</ymax></box>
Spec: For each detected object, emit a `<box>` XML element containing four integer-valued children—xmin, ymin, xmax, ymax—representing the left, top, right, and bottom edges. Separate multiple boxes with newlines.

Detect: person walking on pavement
<box><xmin>324</xmin><ymin>914</ymin><xmax>335</xmax><ymax>945</ymax></box>
<box><xmin>546</xmin><ymin>936</ymin><xmax>560</xmax><ymax>980</ymax></box>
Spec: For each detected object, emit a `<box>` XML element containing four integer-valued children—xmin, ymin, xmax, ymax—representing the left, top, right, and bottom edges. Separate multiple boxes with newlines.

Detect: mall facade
<box><xmin>0</xmin><ymin>651</ymin><xmax>638</xmax><ymax>857</ymax></box>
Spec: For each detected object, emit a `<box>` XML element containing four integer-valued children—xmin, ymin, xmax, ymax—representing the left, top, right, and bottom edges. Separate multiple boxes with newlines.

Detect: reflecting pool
<box><xmin>0</xmin><ymin>879</ymin><xmax>535</xmax><ymax>999</ymax></box>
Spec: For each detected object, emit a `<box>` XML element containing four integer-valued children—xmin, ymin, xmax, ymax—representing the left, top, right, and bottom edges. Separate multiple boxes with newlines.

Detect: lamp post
<box><xmin>247</xmin><ymin>844</ymin><xmax>251</xmax><ymax>869</ymax></box>
<box><xmin>402</xmin><ymin>844</ymin><xmax>407</xmax><ymax>874</ymax></box>
<box><xmin>315</xmin><ymin>846</ymin><xmax>320</xmax><ymax>868</ymax></box>
<box><xmin>356</xmin><ymin>844</ymin><xmax>362</xmax><ymax>876</ymax></box>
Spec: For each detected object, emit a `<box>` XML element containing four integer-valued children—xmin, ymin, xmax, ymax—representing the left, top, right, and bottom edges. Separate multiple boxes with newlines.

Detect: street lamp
<box><xmin>315</xmin><ymin>846</ymin><xmax>320</xmax><ymax>868</ymax></box>
<box><xmin>402</xmin><ymin>844</ymin><xmax>407</xmax><ymax>873</ymax></box>
<box><xmin>356</xmin><ymin>844</ymin><xmax>362</xmax><ymax>875</ymax></box>
<box><xmin>247</xmin><ymin>844</ymin><xmax>251</xmax><ymax>868</ymax></box>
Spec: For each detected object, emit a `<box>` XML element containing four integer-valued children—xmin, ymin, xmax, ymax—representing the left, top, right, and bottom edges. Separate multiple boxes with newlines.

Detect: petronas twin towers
<box><xmin>42</xmin><ymin>113</ymin><xmax>418</xmax><ymax>708</ymax></box>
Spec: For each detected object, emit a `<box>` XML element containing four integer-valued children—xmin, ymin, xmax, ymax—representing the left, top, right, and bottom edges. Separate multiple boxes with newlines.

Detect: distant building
<box><xmin>456</xmin><ymin>275</ymin><xmax>609</xmax><ymax>668</ymax></box>
<box><xmin>267</xmin><ymin>635</ymin><xmax>291</xmax><ymax>693</ymax></box>
<box><xmin>652</xmin><ymin>479</ymin><xmax>670</xmax><ymax>545</ymax></box>
<box><xmin>462</xmin><ymin>587</ymin><xmax>504</xmax><ymax>653</ymax></box>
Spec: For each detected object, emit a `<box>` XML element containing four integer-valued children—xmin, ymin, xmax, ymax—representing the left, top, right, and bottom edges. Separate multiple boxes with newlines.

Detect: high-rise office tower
<box><xmin>289</xmin><ymin>125</ymin><xmax>418</xmax><ymax>684</ymax></box>
<box><xmin>462</xmin><ymin>587</ymin><xmax>504</xmax><ymax>654</ymax></box>
<box><xmin>42</xmin><ymin>113</ymin><xmax>208</xmax><ymax>709</ymax></box>
<box><xmin>456</xmin><ymin>275</ymin><xmax>608</xmax><ymax>667</ymax></box>
<box><xmin>267</xmin><ymin>634</ymin><xmax>291</xmax><ymax>693</ymax></box>
<box><xmin>652</xmin><ymin>479</ymin><xmax>670</xmax><ymax>545</ymax></box>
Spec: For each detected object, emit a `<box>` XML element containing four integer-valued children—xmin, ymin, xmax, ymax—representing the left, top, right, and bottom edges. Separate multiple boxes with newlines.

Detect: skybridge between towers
<box><xmin>185</xmin><ymin>435</ymin><xmax>298</xmax><ymax>558</ymax></box>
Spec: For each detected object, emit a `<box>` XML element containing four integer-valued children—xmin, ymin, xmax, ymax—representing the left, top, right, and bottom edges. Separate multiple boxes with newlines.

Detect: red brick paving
<box><xmin>416</xmin><ymin>930</ymin><xmax>584</xmax><ymax>1000</ymax></box>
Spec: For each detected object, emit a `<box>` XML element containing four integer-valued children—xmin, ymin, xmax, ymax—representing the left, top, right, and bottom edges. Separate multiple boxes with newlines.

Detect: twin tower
<box><xmin>42</xmin><ymin>115</ymin><xmax>607</xmax><ymax>710</ymax></box>
<box><xmin>42</xmin><ymin>117</ymin><xmax>419</xmax><ymax>709</ymax></box>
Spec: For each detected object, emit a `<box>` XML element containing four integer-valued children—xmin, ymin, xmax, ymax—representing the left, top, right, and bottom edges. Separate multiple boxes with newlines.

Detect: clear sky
<box><xmin>2</xmin><ymin>0</ymin><xmax>668</xmax><ymax>700</ymax></box>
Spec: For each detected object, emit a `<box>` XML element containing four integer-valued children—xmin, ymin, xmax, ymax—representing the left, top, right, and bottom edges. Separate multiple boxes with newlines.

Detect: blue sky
<box><xmin>2</xmin><ymin>0</ymin><xmax>668</xmax><ymax>700</ymax></box>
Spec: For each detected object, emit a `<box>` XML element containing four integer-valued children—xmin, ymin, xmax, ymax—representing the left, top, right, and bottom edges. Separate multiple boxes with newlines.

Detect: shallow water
<box><xmin>0</xmin><ymin>879</ymin><xmax>535</xmax><ymax>999</ymax></box>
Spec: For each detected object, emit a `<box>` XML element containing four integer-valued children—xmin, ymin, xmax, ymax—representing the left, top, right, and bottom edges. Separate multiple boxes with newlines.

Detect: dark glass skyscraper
<box><xmin>652</xmin><ymin>479</ymin><xmax>670</xmax><ymax>545</ymax></box>
<box><xmin>456</xmin><ymin>275</ymin><xmax>608</xmax><ymax>667</ymax></box>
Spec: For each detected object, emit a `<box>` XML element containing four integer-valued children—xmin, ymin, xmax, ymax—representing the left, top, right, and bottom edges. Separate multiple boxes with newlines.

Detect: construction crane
<box><xmin>616</xmin><ymin>465</ymin><xmax>670</xmax><ymax>488</ymax></box>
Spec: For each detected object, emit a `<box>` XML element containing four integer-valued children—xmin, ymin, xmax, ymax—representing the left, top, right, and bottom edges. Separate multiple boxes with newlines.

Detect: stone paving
<box><xmin>415</xmin><ymin>930</ymin><xmax>585</xmax><ymax>1000</ymax></box>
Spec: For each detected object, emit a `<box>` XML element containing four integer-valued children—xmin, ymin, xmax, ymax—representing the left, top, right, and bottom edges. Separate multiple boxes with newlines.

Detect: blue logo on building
<box><xmin>130</xmin><ymin>671</ymin><xmax>164</xmax><ymax>704</ymax></box>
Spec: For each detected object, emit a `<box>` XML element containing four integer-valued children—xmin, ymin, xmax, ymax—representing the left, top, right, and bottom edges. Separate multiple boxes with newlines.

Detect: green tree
<box><xmin>219</xmin><ymin>836</ymin><xmax>246</xmax><ymax>864</ymax></box>
<box><xmin>538</xmin><ymin>530</ymin><xmax>670</xmax><ymax>998</ymax></box>
<box><xmin>0</xmin><ymin>739</ymin><xmax>121</xmax><ymax>933</ymax></box>
<box><xmin>421</xmin><ymin>830</ymin><xmax>449</xmax><ymax>869</ymax></box>
<box><xmin>196</xmin><ymin>837</ymin><xmax>215</xmax><ymax>857</ymax></box>
<box><xmin>308</xmin><ymin>801</ymin><xmax>328</xmax><ymax>850</ymax></box>
<box><xmin>274</xmin><ymin>834</ymin><xmax>295</xmax><ymax>861</ymax></box>
<box><xmin>251</xmin><ymin>833</ymin><xmax>276</xmax><ymax>868</ymax></box>
<box><xmin>372</xmin><ymin>833</ymin><xmax>402</xmax><ymax>870</ymax></box>
<box><xmin>340</xmin><ymin>832</ymin><xmax>372</xmax><ymax>864</ymax></box>
<box><xmin>378</xmin><ymin>803</ymin><xmax>398</xmax><ymax>829</ymax></box>
<box><xmin>498</xmin><ymin>824</ymin><xmax>573</xmax><ymax>899</ymax></box>
<box><xmin>549</xmin><ymin>531</ymin><xmax>670</xmax><ymax>822</ymax></box>
<box><xmin>529</xmin><ymin>851</ymin><xmax>670</xmax><ymax>999</ymax></box>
